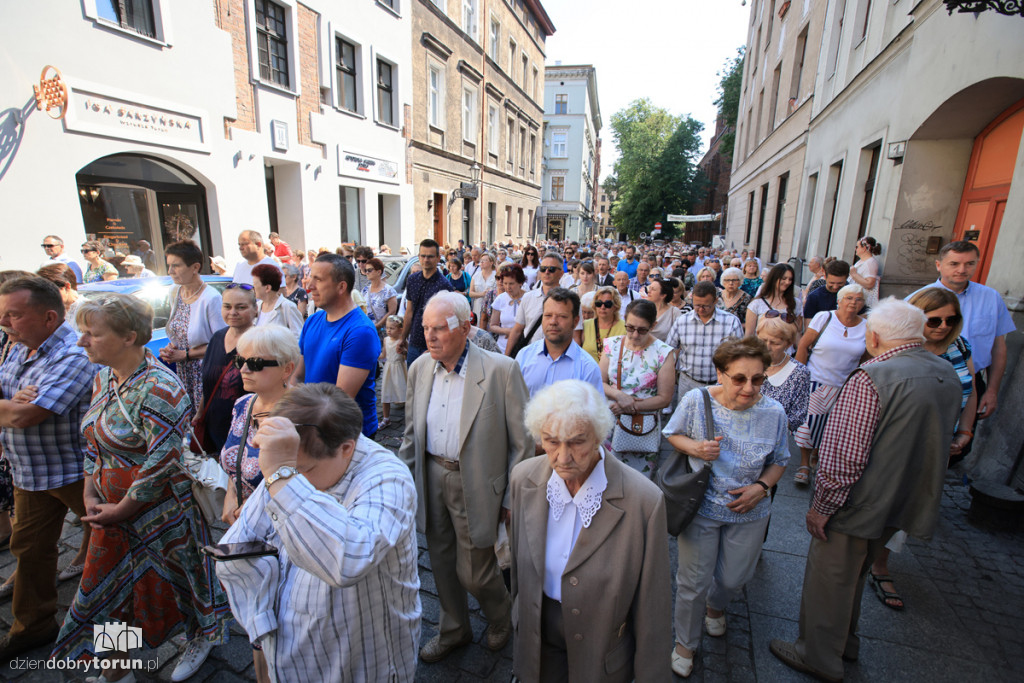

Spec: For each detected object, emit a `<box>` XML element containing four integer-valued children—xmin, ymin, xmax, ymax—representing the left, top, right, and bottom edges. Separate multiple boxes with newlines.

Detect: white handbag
<box><xmin>609</xmin><ymin>339</ymin><xmax>662</xmax><ymax>455</ymax></box>
<box><xmin>178</xmin><ymin>429</ymin><xmax>229</xmax><ymax>524</ymax></box>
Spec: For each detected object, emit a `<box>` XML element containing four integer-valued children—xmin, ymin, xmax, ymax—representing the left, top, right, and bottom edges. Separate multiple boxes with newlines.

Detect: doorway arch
<box><xmin>76</xmin><ymin>154</ymin><xmax>213</xmax><ymax>275</ymax></box>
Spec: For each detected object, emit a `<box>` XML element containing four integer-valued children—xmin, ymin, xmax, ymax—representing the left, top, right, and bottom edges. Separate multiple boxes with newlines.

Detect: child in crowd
<box><xmin>379</xmin><ymin>315</ymin><xmax>407</xmax><ymax>428</ymax></box>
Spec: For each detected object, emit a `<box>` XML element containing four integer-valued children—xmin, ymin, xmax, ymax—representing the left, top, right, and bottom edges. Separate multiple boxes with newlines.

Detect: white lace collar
<box><xmin>545</xmin><ymin>449</ymin><xmax>608</xmax><ymax>528</ymax></box>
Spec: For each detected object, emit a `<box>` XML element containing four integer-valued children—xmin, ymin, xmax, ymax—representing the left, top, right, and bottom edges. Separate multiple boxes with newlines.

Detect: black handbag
<box><xmin>509</xmin><ymin>312</ymin><xmax>543</xmax><ymax>359</ymax></box>
<box><xmin>657</xmin><ymin>387</ymin><xmax>714</xmax><ymax>536</ymax></box>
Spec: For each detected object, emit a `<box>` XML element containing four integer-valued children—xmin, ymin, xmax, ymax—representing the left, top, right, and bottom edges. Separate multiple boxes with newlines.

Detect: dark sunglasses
<box><xmin>81</xmin><ymin>249</ymin><xmax>97</xmax><ymax>254</ymax></box>
<box><xmin>925</xmin><ymin>314</ymin><xmax>961</xmax><ymax>329</ymax></box>
<box><xmin>226</xmin><ymin>283</ymin><xmax>254</xmax><ymax>291</ymax></box>
<box><xmin>721</xmin><ymin>370</ymin><xmax>767</xmax><ymax>387</ymax></box>
<box><xmin>594</xmin><ymin>300</ymin><xmax>616</xmax><ymax>309</ymax></box>
<box><xmin>764</xmin><ymin>309</ymin><xmax>796</xmax><ymax>323</ymax></box>
<box><xmin>233</xmin><ymin>356</ymin><xmax>281</xmax><ymax>372</ymax></box>
<box><xmin>41</xmin><ymin>244</ymin><xmax>58</xmax><ymax>248</ymax></box>
<box><xmin>538</xmin><ymin>266</ymin><xmax>560</xmax><ymax>273</ymax></box>
<box><xmin>356</xmin><ymin>258</ymin><xmax>368</xmax><ymax>264</ymax></box>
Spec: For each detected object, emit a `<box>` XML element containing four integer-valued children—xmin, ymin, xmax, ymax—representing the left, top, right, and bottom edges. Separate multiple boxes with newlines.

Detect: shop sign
<box><xmin>63</xmin><ymin>79</ymin><xmax>209</xmax><ymax>153</ymax></box>
<box><xmin>337</xmin><ymin>148</ymin><xmax>399</xmax><ymax>184</ymax></box>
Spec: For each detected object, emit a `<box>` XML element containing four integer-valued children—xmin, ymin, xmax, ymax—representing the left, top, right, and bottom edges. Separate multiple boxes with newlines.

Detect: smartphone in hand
<box><xmin>202</xmin><ymin>541</ymin><xmax>278</xmax><ymax>561</ymax></box>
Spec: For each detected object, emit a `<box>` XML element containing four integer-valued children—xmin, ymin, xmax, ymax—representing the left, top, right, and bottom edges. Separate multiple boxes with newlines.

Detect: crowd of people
<box><xmin>0</xmin><ymin>229</ymin><xmax>1012</xmax><ymax>682</ymax></box>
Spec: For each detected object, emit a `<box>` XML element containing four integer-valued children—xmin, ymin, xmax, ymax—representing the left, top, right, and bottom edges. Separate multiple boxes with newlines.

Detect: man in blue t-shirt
<box><xmin>299</xmin><ymin>253</ymin><xmax>381</xmax><ymax>436</ymax></box>
<box><xmin>615</xmin><ymin>245</ymin><xmax>639</xmax><ymax>279</ymax></box>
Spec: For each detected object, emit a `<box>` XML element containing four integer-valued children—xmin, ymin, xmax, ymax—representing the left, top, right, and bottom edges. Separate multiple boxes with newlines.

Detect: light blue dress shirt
<box><xmin>912</xmin><ymin>279</ymin><xmax>1016</xmax><ymax>372</ymax></box>
<box><xmin>515</xmin><ymin>339</ymin><xmax>604</xmax><ymax>397</ymax></box>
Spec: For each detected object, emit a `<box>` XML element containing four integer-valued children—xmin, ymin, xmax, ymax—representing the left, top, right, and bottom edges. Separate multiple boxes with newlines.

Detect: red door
<box><xmin>952</xmin><ymin>100</ymin><xmax>1024</xmax><ymax>283</ymax></box>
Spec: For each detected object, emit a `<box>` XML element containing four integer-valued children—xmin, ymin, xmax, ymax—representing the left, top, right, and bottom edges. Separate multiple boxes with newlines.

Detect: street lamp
<box><xmin>470</xmin><ymin>162</ymin><xmax>481</xmax><ymax>185</ymax></box>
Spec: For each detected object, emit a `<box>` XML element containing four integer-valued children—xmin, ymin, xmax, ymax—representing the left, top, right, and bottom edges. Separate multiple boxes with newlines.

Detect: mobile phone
<box><xmin>202</xmin><ymin>541</ymin><xmax>278</xmax><ymax>561</ymax></box>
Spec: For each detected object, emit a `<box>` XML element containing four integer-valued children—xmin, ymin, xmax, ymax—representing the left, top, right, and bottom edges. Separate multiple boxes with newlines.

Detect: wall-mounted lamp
<box><xmin>427</xmin><ymin>198</ymin><xmax>434</xmax><ymax>212</ymax></box>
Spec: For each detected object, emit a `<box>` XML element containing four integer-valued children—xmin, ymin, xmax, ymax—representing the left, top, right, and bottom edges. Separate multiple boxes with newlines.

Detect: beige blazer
<box><xmin>509</xmin><ymin>453</ymin><xmax>672</xmax><ymax>683</ymax></box>
<box><xmin>398</xmin><ymin>341</ymin><xmax>533</xmax><ymax>548</ymax></box>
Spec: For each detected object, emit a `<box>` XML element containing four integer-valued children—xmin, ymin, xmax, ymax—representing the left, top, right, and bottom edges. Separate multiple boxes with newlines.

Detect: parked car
<box><xmin>79</xmin><ymin>275</ymin><xmax>233</xmax><ymax>355</ymax></box>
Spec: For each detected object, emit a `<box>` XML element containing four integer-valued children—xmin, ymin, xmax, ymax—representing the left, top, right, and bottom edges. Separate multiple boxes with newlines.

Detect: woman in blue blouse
<box><xmin>663</xmin><ymin>336</ymin><xmax>789</xmax><ymax>677</ymax></box>
<box><xmin>868</xmin><ymin>288</ymin><xmax>977</xmax><ymax>611</ymax></box>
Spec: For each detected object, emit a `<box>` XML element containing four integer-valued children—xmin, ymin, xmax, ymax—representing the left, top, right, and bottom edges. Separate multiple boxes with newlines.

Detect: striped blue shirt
<box><xmin>0</xmin><ymin>323</ymin><xmax>97</xmax><ymax>490</ymax></box>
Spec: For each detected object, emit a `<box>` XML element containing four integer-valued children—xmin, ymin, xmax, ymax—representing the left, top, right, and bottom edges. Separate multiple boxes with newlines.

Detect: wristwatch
<box><xmin>266</xmin><ymin>465</ymin><xmax>298</xmax><ymax>487</ymax></box>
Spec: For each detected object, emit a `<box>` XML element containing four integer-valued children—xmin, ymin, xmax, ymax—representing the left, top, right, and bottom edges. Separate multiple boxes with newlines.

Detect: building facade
<box><xmin>725</xmin><ymin>0</ymin><xmax>827</xmax><ymax>264</ymax></box>
<box><xmin>596</xmin><ymin>187</ymin><xmax>616</xmax><ymax>238</ymax></box>
<box><xmin>689</xmin><ymin>115</ymin><xmax>734</xmax><ymax>246</ymax></box>
<box><xmin>408</xmin><ymin>0</ymin><xmax>553</xmax><ymax>249</ymax></box>
<box><xmin>2</xmin><ymin>0</ymin><xmax>415</xmax><ymax>274</ymax></box>
<box><xmin>540</xmin><ymin>64</ymin><xmax>600</xmax><ymax>243</ymax></box>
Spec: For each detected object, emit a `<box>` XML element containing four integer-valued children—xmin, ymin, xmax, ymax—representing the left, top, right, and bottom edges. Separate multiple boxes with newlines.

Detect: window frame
<box><xmin>428</xmin><ymin>61</ymin><xmax>446</xmax><ymax>130</ymax></box>
<box><xmin>255</xmin><ymin>0</ymin><xmax>291</xmax><ymax>89</ymax></box>
<box><xmin>554</xmin><ymin>93</ymin><xmax>567</xmax><ymax>115</ymax></box>
<box><xmin>462</xmin><ymin>0</ymin><xmax>478</xmax><ymax>41</ymax></box>
<box><xmin>376</xmin><ymin>57</ymin><xmax>396</xmax><ymax>127</ymax></box>
<box><xmin>487</xmin><ymin>104</ymin><xmax>500</xmax><ymax>156</ymax></box>
<box><xmin>91</xmin><ymin>0</ymin><xmax>160</xmax><ymax>40</ymax></box>
<box><xmin>462</xmin><ymin>85</ymin><xmax>478</xmax><ymax>144</ymax></box>
<box><xmin>489</xmin><ymin>16</ymin><xmax>501</xmax><ymax>63</ymax></box>
<box><xmin>335</xmin><ymin>36</ymin><xmax>359</xmax><ymax>114</ymax></box>
<box><xmin>551</xmin><ymin>130</ymin><xmax>568</xmax><ymax>158</ymax></box>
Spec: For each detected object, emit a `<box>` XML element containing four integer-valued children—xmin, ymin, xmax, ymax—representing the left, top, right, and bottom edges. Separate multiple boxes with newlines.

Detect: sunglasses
<box><xmin>764</xmin><ymin>309</ymin><xmax>796</xmax><ymax>323</ymax></box>
<box><xmin>538</xmin><ymin>266</ymin><xmax>560</xmax><ymax>273</ymax></box>
<box><xmin>41</xmin><ymin>244</ymin><xmax>58</xmax><ymax>249</ymax></box>
<box><xmin>81</xmin><ymin>249</ymin><xmax>97</xmax><ymax>254</ymax></box>
<box><xmin>226</xmin><ymin>283</ymin><xmax>254</xmax><ymax>291</ymax></box>
<box><xmin>624</xmin><ymin>324</ymin><xmax>650</xmax><ymax>336</ymax></box>
<box><xmin>721</xmin><ymin>370</ymin><xmax>767</xmax><ymax>387</ymax></box>
<box><xmin>233</xmin><ymin>356</ymin><xmax>281</xmax><ymax>372</ymax></box>
<box><xmin>356</xmin><ymin>259</ymin><xmax>368</xmax><ymax>264</ymax></box>
<box><xmin>252</xmin><ymin>411</ymin><xmax>327</xmax><ymax>439</ymax></box>
<box><xmin>925</xmin><ymin>314</ymin><xmax>961</xmax><ymax>329</ymax></box>
<box><xmin>594</xmin><ymin>300</ymin><xmax>616</xmax><ymax>309</ymax></box>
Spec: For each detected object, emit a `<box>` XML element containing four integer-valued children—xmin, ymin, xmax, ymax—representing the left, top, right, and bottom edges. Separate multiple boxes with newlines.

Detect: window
<box><xmin>532</xmin><ymin>67</ymin><xmax>539</xmax><ymax>100</ymax></box>
<box><xmin>826</xmin><ymin>0</ymin><xmax>848</xmax><ymax>78</ymax></box>
<box><xmin>378</xmin><ymin>0</ymin><xmax>395</xmax><ymax>8</ymax></box>
<box><xmin>507</xmin><ymin>118</ymin><xmax>516</xmax><ymax>167</ymax></box>
<box><xmin>824</xmin><ymin>160</ymin><xmax>844</xmax><ymax>254</ymax></box>
<box><xmin>508</xmin><ymin>39</ymin><xmax>517</xmax><ymax>80</ymax></box>
<box><xmin>551</xmin><ymin>176</ymin><xmax>564</xmax><ymax>200</ymax></box>
<box><xmin>428</xmin><ymin>64</ymin><xmax>444</xmax><ymax>128</ymax></box>
<box><xmin>857</xmin><ymin>144</ymin><xmax>881</xmax><ymax>239</ymax></box>
<box><xmin>463</xmin><ymin>87</ymin><xmax>477</xmax><ymax>143</ymax></box>
<box><xmin>487</xmin><ymin>202</ymin><xmax>496</xmax><ymax>244</ymax></box>
<box><xmin>768</xmin><ymin>64</ymin><xmax>781</xmax><ymax>131</ymax></box>
<box><xmin>505</xmin><ymin>205</ymin><xmax>512</xmax><ymax>235</ymax></box>
<box><xmin>790</xmin><ymin>27</ymin><xmax>808</xmax><ymax>106</ymax></box>
<box><xmin>487</xmin><ymin>105</ymin><xmax>499</xmax><ymax>155</ymax></box>
<box><xmin>745</xmin><ymin>190</ymin><xmax>755</xmax><ymax>244</ymax></box>
<box><xmin>529</xmin><ymin>133</ymin><xmax>536</xmax><ymax>174</ymax></box>
<box><xmin>519</xmin><ymin>127</ymin><xmax>526</xmax><ymax>173</ymax></box>
<box><xmin>489</xmin><ymin>18</ymin><xmax>500</xmax><ymax>62</ymax></box>
<box><xmin>855</xmin><ymin>0</ymin><xmax>872</xmax><ymax>41</ymax></box>
<box><xmin>96</xmin><ymin>0</ymin><xmax>156</xmax><ymax>38</ymax></box>
<box><xmin>551</xmin><ymin>131</ymin><xmax>567</xmax><ymax>157</ymax></box>
<box><xmin>517</xmin><ymin>208</ymin><xmax>524</xmax><ymax>237</ymax></box>
<box><xmin>462</xmin><ymin>0</ymin><xmax>478</xmax><ymax>40</ymax></box>
<box><xmin>755</xmin><ymin>183</ymin><xmax>769</xmax><ymax>255</ymax></box>
<box><xmin>756</xmin><ymin>88</ymin><xmax>765</xmax><ymax>143</ymax></box>
<box><xmin>522</xmin><ymin>53</ymin><xmax>529</xmax><ymax>88</ymax></box>
<box><xmin>336</xmin><ymin>38</ymin><xmax>358</xmax><ymax>112</ymax></box>
<box><xmin>340</xmin><ymin>186</ymin><xmax>361</xmax><ymax>243</ymax></box>
<box><xmin>256</xmin><ymin>0</ymin><xmax>289</xmax><ymax>87</ymax></box>
<box><xmin>376</xmin><ymin>59</ymin><xmax>394</xmax><ymax>125</ymax></box>
<box><xmin>554</xmin><ymin>93</ymin><xmax>567</xmax><ymax>115</ymax></box>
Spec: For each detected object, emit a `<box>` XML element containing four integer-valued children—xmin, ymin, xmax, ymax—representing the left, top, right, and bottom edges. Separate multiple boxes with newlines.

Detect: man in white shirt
<box><xmin>216</xmin><ymin>385</ymin><xmax>420</xmax><ymax>683</ymax></box>
<box><xmin>464</xmin><ymin>248</ymin><xmax>482</xmax><ymax>279</ymax></box>
<box><xmin>506</xmin><ymin>253</ymin><xmax>580</xmax><ymax>353</ymax></box>
<box><xmin>39</xmin><ymin>235</ymin><xmax>83</xmax><ymax>283</ymax></box>
<box><xmin>233</xmin><ymin>230</ymin><xmax>283</xmax><ymax>285</ymax></box>
<box><xmin>399</xmin><ymin>292</ymin><xmax>532</xmax><ymax>663</ymax></box>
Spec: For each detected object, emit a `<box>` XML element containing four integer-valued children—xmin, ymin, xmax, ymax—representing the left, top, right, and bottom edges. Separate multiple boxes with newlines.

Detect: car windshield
<box><xmin>80</xmin><ymin>279</ymin><xmax>232</xmax><ymax>330</ymax></box>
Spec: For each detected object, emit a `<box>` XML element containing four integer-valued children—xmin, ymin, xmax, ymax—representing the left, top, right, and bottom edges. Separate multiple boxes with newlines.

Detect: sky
<box><xmin>538</xmin><ymin>0</ymin><xmax>752</xmax><ymax>182</ymax></box>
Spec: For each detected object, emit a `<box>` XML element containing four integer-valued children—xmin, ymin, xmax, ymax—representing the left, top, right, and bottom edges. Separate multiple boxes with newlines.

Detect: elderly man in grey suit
<box><xmin>770</xmin><ymin>298</ymin><xmax>962</xmax><ymax>683</ymax></box>
<box><xmin>399</xmin><ymin>291</ymin><xmax>533</xmax><ymax>663</ymax></box>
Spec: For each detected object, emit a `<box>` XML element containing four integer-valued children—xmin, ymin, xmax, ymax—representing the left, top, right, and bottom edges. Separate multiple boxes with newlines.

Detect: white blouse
<box><xmin>544</xmin><ymin>451</ymin><xmax>608</xmax><ymax>601</ymax></box>
<box><xmin>168</xmin><ymin>284</ymin><xmax>226</xmax><ymax>348</ymax></box>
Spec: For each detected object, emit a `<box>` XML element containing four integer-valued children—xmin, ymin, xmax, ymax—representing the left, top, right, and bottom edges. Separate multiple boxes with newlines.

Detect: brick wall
<box><xmin>215</xmin><ymin>0</ymin><xmax>256</xmax><ymax>135</ymax></box>
<box><xmin>295</xmin><ymin>3</ymin><xmax>323</xmax><ymax>153</ymax></box>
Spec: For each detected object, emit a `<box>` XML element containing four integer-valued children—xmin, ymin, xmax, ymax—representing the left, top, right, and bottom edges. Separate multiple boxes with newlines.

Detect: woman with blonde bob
<box><xmin>509</xmin><ymin>379</ymin><xmax>671</xmax><ymax>683</ymax></box>
<box><xmin>756</xmin><ymin>314</ymin><xmax>811</xmax><ymax>435</ymax></box>
<box><xmin>576</xmin><ymin>286</ymin><xmax>625</xmax><ymax>363</ymax></box>
<box><xmin>52</xmin><ymin>294</ymin><xmax>230</xmax><ymax>681</ymax></box>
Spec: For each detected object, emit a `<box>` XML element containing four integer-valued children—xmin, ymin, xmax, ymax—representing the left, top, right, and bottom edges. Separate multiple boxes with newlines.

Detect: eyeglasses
<box><xmin>81</xmin><ymin>249</ymin><xmax>97</xmax><ymax>254</ymax></box>
<box><xmin>226</xmin><ymin>283</ymin><xmax>254</xmax><ymax>291</ymax></box>
<box><xmin>594</xmin><ymin>300</ymin><xmax>616</xmax><ymax>309</ymax></box>
<box><xmin>356</xmin><ymin>259</ymin><xmax>368</xmax><ymax>264</ymax></box>
<box><xmin>764</xmin><ymin>309</ymin><xmax>796</xmax><ymax>323</ymax></box>
<box><xmin>925</xmin><ymin>314</ymin><xmax>962</xmax><ymax>329</ymax></box>
<box><xmin>721</xmin><ymin>370</ymin><xmax>767</xmax><ymax>387</ymax></box>
<box><xmin>252</xmin><ymin>411</ymin><xmax>327</xmax><ymax>440</ymax></box>
<box><xmin>233</xmin><ymin>356</ymin><xmax>281</xmax><ymax>372</ymax></box>
<box><xmin>41</xmin><ymin>244</ymin><xmax>58</xmax><ymax>249</ymax></box>
<box><xmin>624</xmin><ymin>324</ymin><xmax>650</xmax><ymax>336</ymax></box>
<box><xmin>538</xmin><ymin>266</ymin><xmax>560</xmax><ymax>273</ymax></box>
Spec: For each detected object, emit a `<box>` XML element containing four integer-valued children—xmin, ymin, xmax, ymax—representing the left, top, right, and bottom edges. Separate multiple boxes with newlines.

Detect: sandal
<box><xmin>379</xmin><ymin>418</ymin><xmax>391</xmax><ymax>429</ymax></box>
<box><xmin>793</xmin><ymin>466</ymin><xmax>811</xmax><ymax>487</ymax></box>
<box><xmin>870</xmin><ymin>572</ymin><xmax>904</xmax><ymax>611</ymax></box>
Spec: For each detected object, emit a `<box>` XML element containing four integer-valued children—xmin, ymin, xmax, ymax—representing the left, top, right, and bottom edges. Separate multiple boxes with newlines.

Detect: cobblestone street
<box><xmin>1</xmin><ymin>399</ymin><xmax>1022</xmax><ymax>682</ymax></box>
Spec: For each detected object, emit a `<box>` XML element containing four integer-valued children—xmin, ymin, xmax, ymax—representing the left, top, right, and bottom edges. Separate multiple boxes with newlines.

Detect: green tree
<box><xmin>714</xmin><ymin>48</ymin><xmax>745</xmax><ymax>161</ymax></box>
<box><xmin>609</xmin><ymin>98</ymin><xmax>705</xmax><ymax>237</ymax></box>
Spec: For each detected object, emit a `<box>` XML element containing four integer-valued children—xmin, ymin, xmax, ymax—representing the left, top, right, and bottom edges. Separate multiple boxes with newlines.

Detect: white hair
<box><xmin>866</xmin><ymin>297</ymin><xmax>926</xmax><ymax>343</ymax></box>
<box><xmin>424</xmin><ymin>290</ymin><xmax>471</xmax><ymax>323</ymax></box>
<box><xmin>524</xmin><ymin>380</ymin><xmax>615</xmax><ymax>443</ymax></box>
<box><xmin>837</xmin><ymin>283</ymin><xmax>865</xmax><ymax>302</ymax></box>
<box><xmin>580</xmin><ymin>290</ymin><xmax>597</xmax><ymax>312</ymax></box>
<box><xmin>722</xmin><ymin>267</ymin><xmax>743</xmax><ymax>280</ymax></box>
<box><xmin>237</xmin><ymin>324</ymin><xmax>302</xmax><ymax>366</ymax></box>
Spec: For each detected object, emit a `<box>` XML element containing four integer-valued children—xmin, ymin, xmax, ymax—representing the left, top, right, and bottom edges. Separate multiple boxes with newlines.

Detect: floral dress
<box><xmin>361</xmin><ymin>283</ymin><xmax>397</xmax><ymax>326</ymax></box>
<box><xmin>219</xmin><ymin>393</ymin><xmax>263</xmax><ymax>500</ymax></box>
<box><xmin>52</xmin><ymin>353</ymin><xmax>231</xmax><ymax>661</ymax></box>
<box><xmin>83</xmin><ymin>260</ymin><xmax>118</xmax><ymax>283</ymax></box>
<box><xmin>718</xmin><ymin>290</ymin><xmax>752</xmax><ymax>325</ymax></box>
<box><xmin>603</xmin><ymin>335</ymin><xmax>674</xmax><ymax>401</ymax></box>
<box><xmin>167</xmin><ymin>289</ymin><xmax>203</xmax><ymax>418</ymax></box>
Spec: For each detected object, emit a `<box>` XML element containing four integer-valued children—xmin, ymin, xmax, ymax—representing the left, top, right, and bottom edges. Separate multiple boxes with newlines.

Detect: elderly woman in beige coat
<box><xmin>510</xmin><ymin>379</ymin><xmax>671</xmax><ymax>682</ymax></box>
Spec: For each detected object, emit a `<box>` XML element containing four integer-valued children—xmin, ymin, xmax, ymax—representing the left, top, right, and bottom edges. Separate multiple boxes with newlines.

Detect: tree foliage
<box><xmin>609</xmin><ymin>99</ymin><xmax>704</xmax><ymax>238</ymax></box>
<box><xmin>714</xmin><ymin>48</ymin><xmax>745</xmax><ymax>161</ymax></box>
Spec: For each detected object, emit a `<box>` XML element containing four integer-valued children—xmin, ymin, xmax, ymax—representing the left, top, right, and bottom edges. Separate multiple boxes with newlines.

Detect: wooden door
<box><xmin>953</xmin><ymin>99</ymin><xmax>1024</xmax><ymax>283</ymax></box>
<box><xmin>432</xmin><ymin>193</ymin><xmax>445</xmax><ymax>245</ymax></box>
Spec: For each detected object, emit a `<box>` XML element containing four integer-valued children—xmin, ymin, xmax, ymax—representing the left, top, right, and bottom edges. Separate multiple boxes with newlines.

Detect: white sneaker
<box><xmin>170</xmin><ymin>638</ymin><xmax>214</xmax><ymax>682</ymax></box>
<box><xmin>671</xmin><ymin>649</ymin><xmax>694</xmax><ymax>677</ymax></box>
<box><xmin>85</xmin><ymin>673</ymin><xmax>136</xmax><ymax>683</ymax></box>
<box><xmin>705</xmin><ymin>613</ymin><xmax>727</xmax><ymax>637</ymax></box>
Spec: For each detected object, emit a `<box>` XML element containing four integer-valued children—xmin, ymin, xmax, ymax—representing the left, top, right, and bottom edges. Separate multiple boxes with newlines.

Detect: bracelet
<box><xmin>956</xmin><ymin>429</ymin><xmax>973</xmax><ymax>439</ymax></box>
<box><xmin>753</xmin><ymin>480</ymin><xmax>770</xmax><ymax>493</ymax></box>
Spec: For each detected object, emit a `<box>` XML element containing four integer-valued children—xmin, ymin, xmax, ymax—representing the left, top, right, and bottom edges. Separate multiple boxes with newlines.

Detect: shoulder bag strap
<box><xmin>700</xmin><ymin>386</ymin><xmax>714</xmax><ymax>441</ymax></box>
<box><xmin>236</xmin><ymin>396</ymin><xmax>256</xmax><ymax>503</ymax></box>
<box><xmin>199</xmin><ymin>360</ymin><xmax>233</xmax><ymax>425</ymax></box>
<box><xmin>615</xmin><ymin>335</ymin><xmax>626</xmax><ymax>391</ymax></box>
<box><xmin>593</xmin><ymin>318</ymin><xmax>604</xmax><ymax>359</ymax></box>
<box><xmin>524</xmin><ymin>309</ymin><xmax>544</xmax><ymax>345</ymax></box>
<box><xmin>808</xmin><ymin>312</ymin><xmax>832</xmax><ymax>356</ymax></box>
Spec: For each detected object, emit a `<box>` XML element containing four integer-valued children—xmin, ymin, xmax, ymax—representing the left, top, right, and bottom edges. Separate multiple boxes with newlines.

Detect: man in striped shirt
<box><xmin>666</xmin><ymin>281</ymin><xmax>744</xmax><ymax>394</ymax></box>
<box><xmin>217</xmin><ymin>385</ymin><xmax>420</xmax><ymax>682</ymax></box>
<box><xmin>770</xmin><ymin>299</ymin><xmax>961</xmax><ymax>683</ymax></box>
